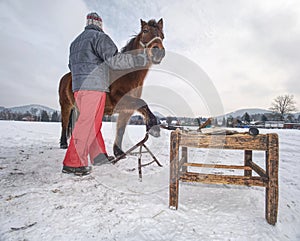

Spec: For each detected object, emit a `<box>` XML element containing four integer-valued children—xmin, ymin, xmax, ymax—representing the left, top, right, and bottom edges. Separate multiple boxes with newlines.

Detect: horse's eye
<box><xmin>143</xmin><ymin>29</ymin><xmax>149</xmax><ymax>33</ymax></box>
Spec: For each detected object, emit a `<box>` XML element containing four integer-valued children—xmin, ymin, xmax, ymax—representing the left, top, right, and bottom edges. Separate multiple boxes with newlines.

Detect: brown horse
<box><xmin>58</xmin><ymin>19</ymin><xmax>165</xmax><ymax>158</ymax></box>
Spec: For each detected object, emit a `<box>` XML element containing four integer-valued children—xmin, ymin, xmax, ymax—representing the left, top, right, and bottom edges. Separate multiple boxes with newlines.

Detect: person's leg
<box><xmin>88</xmin><ymin>92</ymin><xmax>108</xmax><ymax>163</ymax></box>
<box><xmin>63</xmin><ymin>91</ymin><xmax>103</xmax><ymax>168</ymax></box>
<box><xmin>63</xmin><ymin>91</ymin><xmax>83</xmax><ymax>168</ymax></box>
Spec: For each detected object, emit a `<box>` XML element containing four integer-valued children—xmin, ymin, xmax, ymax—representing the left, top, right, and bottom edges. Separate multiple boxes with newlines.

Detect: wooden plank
<box><xmin>244</xmin><ymin>150</ymin><xmax>253</xmax><ymax>177</ymax></box>
<box><xmin>182</xmin><ymin>163</ymin><xmax>252</xmax><ymax>170</ymax></box>
<box><xmin>171</xmin><ymin>130</ymin><xmax>279</xmax><ymax>225</ymax></box>
<box><xmin>180</xmin><ymin>172</ymin><xmax>267</xmax><ymax>187</ymax></box>
<box><xmin>265</xmin><ymin>133</ymin><xmax>279</xmax><ymax>225</ymax></box>
<box><xmin>179</xmin><ymin>156</ymin><xmax>187</xmax><ymax>170</ymax></box>
<box><xmin>248</xmin><ymin>160</ymin><xmax>267</xmax><ymax>178</ymax></box>
<box><xmin>181</xmin><ymin>147</ymin><xmax>188</xmax><ymax>173</ymax></box>
<box><xmin>179</xmin><ymin>133</ymin><xmax>268</xmax><ymax>150</ymax></box>
<box><xmin>169</xmin><ymin>131</ymin><xmax>180</xmax><ymax>209</ymax></box>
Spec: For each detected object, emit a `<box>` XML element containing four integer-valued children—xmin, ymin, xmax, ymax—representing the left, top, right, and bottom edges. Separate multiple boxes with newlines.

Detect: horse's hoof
<box><xmin>60</xmin><ymin>143</ymin><xmax>68</xmax><ymax>149</ymax></box>
<box><xmin>148</xmin><ymin>125</ymin><xmax>161</xmax><ymax>138</ymax></box>
<box><xmin>113</xmin><ymin>145</ymin><xmax>126</xmax><ymax>158</ymax></box>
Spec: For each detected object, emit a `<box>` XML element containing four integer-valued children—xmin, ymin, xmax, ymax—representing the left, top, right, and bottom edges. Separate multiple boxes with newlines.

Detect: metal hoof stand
<box><xmin>169</xmin><ymin>129</ymin><xmax>279</xmax><ymax>225</ymax></box>
<box><xmin>112</xmin><ymin>133</ymin><xmax>162</xmax><ymax>180</ymax></box>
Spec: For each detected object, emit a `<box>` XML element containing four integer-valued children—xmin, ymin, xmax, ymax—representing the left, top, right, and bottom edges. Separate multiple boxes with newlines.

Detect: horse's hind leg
<box><xmin>58</xmin><ymin>72</ymin><xmax>75</xmax><ymax>149</ymax></box>
<box><xmin>113</xmin><ymin>111</ymin><xmax>134</xmax><ymax>157</ymax></box>
<box><xmin>60</xmin><ymin>105</ymin><xmax>72</xmax><ymax>149</ymax></box>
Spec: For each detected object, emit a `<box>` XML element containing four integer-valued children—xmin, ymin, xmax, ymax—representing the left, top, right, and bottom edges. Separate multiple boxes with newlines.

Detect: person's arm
<box><xmin>97</xmin><ymin>35</ymin><xmax>148</xmax><ymax>70</ymax></box>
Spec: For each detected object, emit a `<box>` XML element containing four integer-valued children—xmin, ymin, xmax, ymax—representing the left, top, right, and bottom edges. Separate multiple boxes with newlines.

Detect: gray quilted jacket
<box><xmin>69</xmin><ymin>25</ymin><xmax>137</xmax><ymax>92</ymax></box>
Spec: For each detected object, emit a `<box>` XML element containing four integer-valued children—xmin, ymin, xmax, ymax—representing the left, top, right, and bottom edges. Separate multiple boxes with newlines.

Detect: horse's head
<box><xmin>139</xmin><ymin>19</ymin><xmax>165</xmax><ymax>64</ymax></box>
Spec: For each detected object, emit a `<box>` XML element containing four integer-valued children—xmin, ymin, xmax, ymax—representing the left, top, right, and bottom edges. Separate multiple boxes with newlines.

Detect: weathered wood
<box><xmin>138</xmin><ymin>145</ymin><xmax>142</xmax><ymax>181</ymax></box>
<box><xmin>169</xmin><ymin>130</ymin><xmax>180</xmax><ymax>209</ymax></box>
<box><xmin>169</xmin><ymin>130</ymin><xmax>279</xmax><ymax>225</ymax></box>
<box><xmin>142</xmin><ymin>144</ymin><xmax>163</xmax><ymax>167</ymax></box>
<box><xmin>180</xmin><ymin>133</ymin><xmax>268</xmax><ymax>150</ymax></box>
<box><xmin>265</xmin><ymin>133</ymin><xmax>279</xmax><ymax>225</ymax></box>
<box><xmin>244</xmin><ymin>150</ymin><xmax>252</xmax><ymax>177</ymax></box>
<box><xmin>248</xmin><ymin>160</ymin><xmax>267</xmax><ymax>178</ymax></box>
<box><xmin>179</xmin><ymin>156</ymin><xmax>187</xmax><ymax>171</ymax></box>
<box><xmin>198</xmin><ymin>117</ymin><xmax>213</xmax><ymax>130</ymax></box>
<box><xmin>112</xmin><ymin>133</ymin><xmax>162</xmax><ymax>180</ymax></box>
<box><xmin>181</xmin><ymin>147</ymin><xmax>188</xmax><ymax>173</ymax></box>
<box><xmin>170</xmin><ymin>130</ymin><xmax>279</xmax><ymax>225</ymax></box>
<box><xmin>180</xmin><ymin>172</ymin><xmax>267</xmax><ymax>187</ymax></box>
<box><xmin>183</xmin><ymin>163</ymin><xmax>252</xmax><ymax>170</ymax></box>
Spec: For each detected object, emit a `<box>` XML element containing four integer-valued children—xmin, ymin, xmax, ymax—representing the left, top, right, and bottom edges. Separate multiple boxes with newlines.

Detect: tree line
<box><xmin>0</xmin><ymin>94</ymin><xmax>297</xmax><ymax>124</ymax></box>
<box><xmin>0</xmin><ymin>109</ymin><xmax>60</xmax><ymax>122</ymax></box>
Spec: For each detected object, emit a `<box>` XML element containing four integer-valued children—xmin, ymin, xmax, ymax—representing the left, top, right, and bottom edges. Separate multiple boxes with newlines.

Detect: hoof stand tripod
<box><xmin>111</xmin><ymin>133</ymin><xmax>162</xmax><ymax>180</ymax></box>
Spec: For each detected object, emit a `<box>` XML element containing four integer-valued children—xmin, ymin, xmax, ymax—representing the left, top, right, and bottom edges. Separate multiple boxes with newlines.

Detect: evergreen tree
<box><xmin>242</xmin><ymin>112</ymin><xmax>250</xmax><ymax>124</ymax></box>
<box><xmin>213</xmin><ymin>118</ymin><xmax>218</xmax><ymax>126</ymax></box>
<box><xmin>261</xmin><ymin>114</ymin><xmax>268</xmax><ymax>122</ymax></box>
<box><xmin>51</xmin><ymin>111</ymin><xmax>59</xmax><ymax>122</ymax></box>
<box><xmin>41</xmin><ymin>110</ymin><xmax>49</xmax><ymax>122</ymax></box>
<box><xmin>286</xmin><ymin>114</ymin><xmax>294</xmax><ymax>123</ymax></box>
<box><xmin>226</xmin><ymin>116</ymin><xmax>234</xmax><ymax>127</ymax></box>
<box><xmin>222</xmin><ymin>117</ymin><xmax>226</xmax><ymax>126</ymax></box>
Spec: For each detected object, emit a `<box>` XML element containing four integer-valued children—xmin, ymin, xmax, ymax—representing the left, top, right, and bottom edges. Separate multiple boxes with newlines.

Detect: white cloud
<box><xmin>0</xmin><ymin>0</ymin><xmax>88</xmax><ymax>109</ymax></box>
<box><xmin>159</xmin><ymin>0</ymin><xmax>300</xmax><ymax>113</ymax></box>
<box><xmin>1</xmin><ymin>0</ymin><xmax>299</xmax><ymax>115</ymax></box>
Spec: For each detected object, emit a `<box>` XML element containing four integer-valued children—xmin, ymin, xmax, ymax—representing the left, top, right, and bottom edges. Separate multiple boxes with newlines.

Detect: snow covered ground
<box><xmin>0</xmin><ymin>120</ymin><xmax>299</xmax><ymax>241</ymax></box>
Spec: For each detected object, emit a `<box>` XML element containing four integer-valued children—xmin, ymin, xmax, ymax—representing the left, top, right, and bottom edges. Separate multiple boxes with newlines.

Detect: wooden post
<box><xmin>181</xmin><ymin>146</ymin><xmax>188</xmax><ymax>173</ymax></box>
<box><xmin>265</xmin><ymin>134</ymin><xmax>279</xmax><ymax>225</ymax></box>
<box><xmin>138</xmin><ymin>145</ymin><xmax>143</xmax><ymax>181</ymax></box>
<box><xmin>244</xmin><ymin>150</ymin><xmax>252</xmax><ymax>177</ymax></box>
<box><xmin>169</xmin><ymin>131</ymin><xmax>180</xmax><ymax>209</ymax></box>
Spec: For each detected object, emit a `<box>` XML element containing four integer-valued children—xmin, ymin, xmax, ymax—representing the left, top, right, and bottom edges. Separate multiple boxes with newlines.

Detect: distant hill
<box><xmin>153</xmin><ymin>111</ymin><xmax>165</xmax><ymax>119</ymax></box>
<box><xmin>0</xmin><ymin>104</ymin><xmax>60</xmax><ymax>121</ymax></box>
<box><xmin>7</xmin><ymin>104</ymin><xmax>58</xmax><ymax>115</ymax></box>
<box><xmin>294</xmin><ymin>112</ymin><xmax>300</xmax><ymax>118</ymax></box>
<box><xmin>224</xmin><ymin>108</ymin><xmax>273</xmax><ymax>118</ymax></box>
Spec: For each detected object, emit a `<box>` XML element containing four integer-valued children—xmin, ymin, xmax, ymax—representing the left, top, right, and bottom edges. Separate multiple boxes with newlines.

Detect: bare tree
<box><xmin>270</xmin><ymin>94</ymin><xmax>297</xmax><ymax>119</ymax></box>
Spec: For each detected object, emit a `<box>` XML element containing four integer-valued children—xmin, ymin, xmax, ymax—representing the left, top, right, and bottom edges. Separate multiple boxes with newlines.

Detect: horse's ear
<box><xmin>140</xmin><ymin>19</ymin><xmax>147</xmax><ymax>29</ymax></box>
<box><xmin>158</xmin><ymin>18</ymin><xmax>163</xmax><ymax>30</ymax></box>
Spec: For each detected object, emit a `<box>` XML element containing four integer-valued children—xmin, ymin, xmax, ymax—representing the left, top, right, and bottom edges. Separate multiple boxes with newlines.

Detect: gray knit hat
<box><xmin>86</xmin><ymin>12</ymin><xmax>103</xmax><ymax>29</ymax></box>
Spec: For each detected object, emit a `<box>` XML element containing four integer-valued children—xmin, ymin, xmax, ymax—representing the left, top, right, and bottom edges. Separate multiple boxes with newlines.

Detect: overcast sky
<box><xmin>0</xmin><ymin>0</ymin><xmax>299</xmax><ymax>116</ymax></box>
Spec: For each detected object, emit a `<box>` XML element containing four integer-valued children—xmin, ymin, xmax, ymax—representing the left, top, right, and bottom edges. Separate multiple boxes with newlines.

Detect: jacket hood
<box><xmin>85</xmin><ymin>24</ymin><xmax>103</xmax><ymax>32</ymax></box>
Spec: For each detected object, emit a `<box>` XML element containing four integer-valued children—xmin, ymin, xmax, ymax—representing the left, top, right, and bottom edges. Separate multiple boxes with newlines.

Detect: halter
<box><xmin>139</xmin><ymin>36</ymin><xmax>163</xmax><ymax>49</ymax></box>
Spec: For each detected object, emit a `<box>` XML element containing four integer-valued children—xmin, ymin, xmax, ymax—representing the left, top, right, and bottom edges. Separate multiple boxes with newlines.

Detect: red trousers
<box><xmin>63</xmin><ymin>90</ymin><xmax>107</xmax><ymax>167</ymax></box>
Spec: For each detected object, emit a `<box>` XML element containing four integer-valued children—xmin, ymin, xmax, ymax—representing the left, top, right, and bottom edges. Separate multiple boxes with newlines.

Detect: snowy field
<box><xmin>0</xmin><ymin>120</ymin><xmax>300</xmax><ymax>241</ymax></box>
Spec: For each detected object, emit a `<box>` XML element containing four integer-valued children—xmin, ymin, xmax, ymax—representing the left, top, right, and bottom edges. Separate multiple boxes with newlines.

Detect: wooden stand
<box><xmin>112</xmin><ymin>133</ymin><xmax>162</xmax><ymax>180</ymax></box>
<box><xmin>169</xmin><ymin>129</ymin><xmax>279</xmax><ymax>225</ymax></box>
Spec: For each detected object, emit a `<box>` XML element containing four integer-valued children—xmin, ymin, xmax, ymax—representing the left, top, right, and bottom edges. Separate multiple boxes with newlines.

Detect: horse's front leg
<box><xmin>114</xmin><ymin>95</ymin><xmax>160</xmax><ymax>138</ymax></box>
<box><xmin>113</xmin><ymin>111</ymin><xmax>133</xmax><ymax>157</ymax></box>
<box><xmin>137</xmin><ymin>103</ymin><xmax>160</xmax><ymax>138</ymax></box>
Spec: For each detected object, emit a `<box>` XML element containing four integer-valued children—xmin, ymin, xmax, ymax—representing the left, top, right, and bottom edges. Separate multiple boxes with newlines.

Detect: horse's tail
<box><xmin>67</xmin><ymin>106</ymin><xmax>79</xmax><ymax>139</ymax></box>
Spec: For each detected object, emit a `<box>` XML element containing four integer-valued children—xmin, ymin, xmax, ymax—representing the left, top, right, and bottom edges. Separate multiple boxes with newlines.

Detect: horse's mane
<box><xmin>121</xmin><ymin>19</ymin><xmax>161</xmax><ymax>53</ymax></box>
<box><xmin>121</xmin><ymin>36</ymin><xmax>138</xmax><ymax>53</ymax></box>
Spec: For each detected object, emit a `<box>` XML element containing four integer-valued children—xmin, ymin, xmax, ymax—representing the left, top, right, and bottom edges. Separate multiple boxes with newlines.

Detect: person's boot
<box><xmin>62</xmin><ymin>166</ymin><xmax>92</xmax><ymax>176</ymax></box>
<box><xmin>93</xmin><ymin>153</ymin><xmax>114</xmax><ymax>166</ymax></box>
